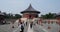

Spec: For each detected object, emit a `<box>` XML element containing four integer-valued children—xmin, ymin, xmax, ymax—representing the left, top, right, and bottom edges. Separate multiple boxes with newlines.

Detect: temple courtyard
<box><xmin>0</xmin><ymin>19</ymin><xmax>60</xmax><ymax>32</ymax></box>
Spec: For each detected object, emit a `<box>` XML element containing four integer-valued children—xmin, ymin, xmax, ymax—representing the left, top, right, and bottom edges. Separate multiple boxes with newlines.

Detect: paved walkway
<box><xmin>27</xmin><ymin>23</ymin><xmax>34</xmax><ymax>32</ymax></box>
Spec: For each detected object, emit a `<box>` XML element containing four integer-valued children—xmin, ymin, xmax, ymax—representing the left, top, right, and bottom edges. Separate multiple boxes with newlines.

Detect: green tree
<box><xmin>14</xmin><ymin>14</ymin><xmax>22</xmax><ymax>19</ymax></box>
<box><xmin>41</xmin><ymin>13</ymin><xmax>56</xmax><ymax>19</ymax></box>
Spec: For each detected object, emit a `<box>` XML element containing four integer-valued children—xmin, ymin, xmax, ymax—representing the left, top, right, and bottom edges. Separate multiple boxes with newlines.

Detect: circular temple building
<box><xmin>21</xmin><ymin>4</ymin><xmax>40</xmax><ymax>19</ymax></box>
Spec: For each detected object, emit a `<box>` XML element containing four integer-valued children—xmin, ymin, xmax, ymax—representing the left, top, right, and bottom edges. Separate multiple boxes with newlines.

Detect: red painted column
<box><xmin>48</xmin><ymin>20</ymin><xmax>50</xmax><ymax>24</ymax></box>
<box><xmin>23</xmin><ymin>14</ymin><xmax>30</xmax><ymax>18</ymax></box>
<box><xmin>29</xmin><ymin>14</ymin><xmax>35</xmax><ymax>19</ymax></box>
<box><xmin>57</xmin><ymin>18</ymin><xmax>60</xmax><ymax>25</ymax></box>
<box><xmin>39</xmin><ymin>19</ymin><xmax>43</xmax><ymax>26</ymax></box>
<box><xmin>39</xmin><ymin>19</ymin><xmax>42</xmax><ymax>24</ymax></box>
<box><xmin>47</xmin><ymin>26</ymin><xmax>51</xmax><ymax>29</ymax></box>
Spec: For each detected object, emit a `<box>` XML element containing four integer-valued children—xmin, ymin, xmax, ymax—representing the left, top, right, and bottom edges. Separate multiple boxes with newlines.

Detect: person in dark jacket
<box><xmin>20</xmin><ymin>23</ymin><xmax>24</xmax><ymax>32</ymax></box>
<box><xmin>30</xmin><ymin>22</ymin><xmax>33</xmax><ymax>28</ymax></box>
<box><xmin>26</xmin><ymin>22</ymin><xmax>27</xmax><ymax>26</ymax></box>
<box><xmin>20</xmin><ymin>25</ymin><xmax>24</xmax><ymax>32</ymax></box>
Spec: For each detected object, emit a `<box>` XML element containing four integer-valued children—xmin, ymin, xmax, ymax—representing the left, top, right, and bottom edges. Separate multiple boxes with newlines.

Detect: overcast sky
<box><xmin>0</xmin><ymin>0</ymin><xmax>60</xmax><ymax>15</ymax></box>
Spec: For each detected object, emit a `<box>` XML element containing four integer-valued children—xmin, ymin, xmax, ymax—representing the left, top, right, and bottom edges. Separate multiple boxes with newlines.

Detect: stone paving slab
<box><xmin>33</xmin><ymin>23</ymin><xmax>60</xmax><ymax>32</ymax></box>
<box><xmin>27</xmin><ymin>23</ymin><xmax>34</xmax><ymax>32</ymax></box>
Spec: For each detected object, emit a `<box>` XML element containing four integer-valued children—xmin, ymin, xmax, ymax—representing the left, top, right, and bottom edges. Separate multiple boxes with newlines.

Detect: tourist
<box><xmin>30</xmin><ymin>24</ymin><xmax>32</xmax><ymax>28</ymax></box>
<box><xmin>20</xmin><ymin>23</ymin><xmax>24</xmax><ymax>32</ymax></box>
<box><xmin>26</xmin><ymin>22</ymin><xmax>27</xmax><ymax>26</ymax></box>
<box><xmin>30</xmin><ymin>22</ymin><xmax>33</xmax><ymax>28</ymax></box>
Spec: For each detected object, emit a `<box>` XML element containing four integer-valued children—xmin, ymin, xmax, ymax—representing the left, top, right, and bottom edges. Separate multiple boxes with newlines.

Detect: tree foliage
<box><xmin>14</xmin><ymin>14</ymin><xmax>22</xmax><ymax>19</ymax></box>
<box><xmin>41</xmin><ymin>13</ymin><xmax>56</xmax><ymax>19</ymax></box>
<box><xmin>0</xmin><ymin>11</ymin><xmax>22</xmax><ymax>19</ymax></box>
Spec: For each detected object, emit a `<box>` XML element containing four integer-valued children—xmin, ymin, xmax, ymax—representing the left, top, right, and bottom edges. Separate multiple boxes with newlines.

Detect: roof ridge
<box><xmin>21</xmin><ymin>4</ymin><xmax>40</xmax><ymax>14</ymax></box>
<box><xmin>25</xmin><ymin>4</ymin><xmax>37</xmax><ymax>11</ymax></box>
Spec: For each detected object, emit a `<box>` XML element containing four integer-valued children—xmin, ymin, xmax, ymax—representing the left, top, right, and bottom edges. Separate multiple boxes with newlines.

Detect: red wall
<box><xmin>23</xmin><ymin>13</ymin><xmax>38</xmax><ymax>19</ymax></box>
